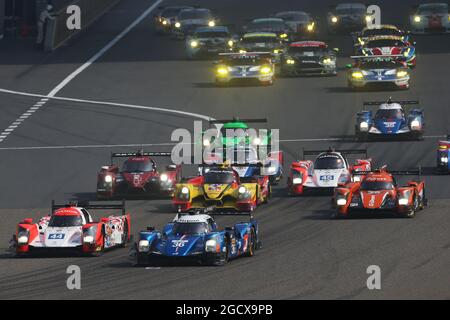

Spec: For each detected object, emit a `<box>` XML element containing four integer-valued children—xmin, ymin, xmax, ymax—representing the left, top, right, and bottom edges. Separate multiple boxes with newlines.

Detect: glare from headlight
<box><xmin>260</xmin><ymin>66</ymin><xmax>272</xmax><ymax>74</ymax></box>
<box><xmin>104</xmin><ymin>175</ymin><xmax>113</xmax><ymax>183</ymax></box>
<box><xmin>238</xmin><ymin>186</ymin><xmax>247</xmax><ymax>194</ymax></box>
<box><xmin>203</xmin><ymin>139</ymin><xmax>210</xmax><ymax>146</ymax></box>
<box><xmin>352</xmin><ymin>71</ymin><xmax>364</xmax><ymax>79</ymax></box>
<box><xmin>292</xmin><ymin>177</ymin><xmax>302</xmax><ymax>184</ymax></box>
<box><xmin>18</xmin><ymin>236</ymin><xmax>28</xmax><ymax>245</ymax></box>
<box><xmin>360</xmin><ymin>121</ymin><xmax>369</xmax><ymax>131</ymax></box>
<box><xmin>440</xmin><ymin>157</ymin><xmax>448</xmax><ymax>163</ymax></box>
<box><xmin>160</xmin><ymin>174</ymin><xmax>168</xmax><ymax>182</ymax></box>
<box><xmin>138</xmin><ymin>240</ymin><xmax>150</xmax><ymax>252</ymax></box>
<box><xmin>83</xmin><ymin>235</ymin><xmax>94</xmax><ymax>244</ymax></box>
<box><xmin>279</xmin><ymin>33</ymin><xmax>288</xmax><ymax>39</ymax></box>
<box><xmin>190</xmin><ymin>40</ymin><xmax>198</xmax><ymax>48</ymax></box>
<box><xmin>175</xmin><ymin>22</ymin><xmax>181</xmax><ymax>28</ymax></box>
<box><xmin>228</xmin><ymin>40</ymin><xmax>234</xmax><ymax>47</ymax></box>
<box><xmin>239</xmin><ymin>49</ymin><xmax>247</xmax><ymax>53</ymax></box>
<box><xmin>410</xmin><ymin>119</ymin><xmax>421</xmax><ymax>130</ymax></box>
<box><xmin>307</xmin><ymin>23</ymin><xmax>314</xmax><ymax>31</ymax></box>
<box><xmin>208</xmin><ymin>20</ymin><xmax>215</xmax><ymax>27</ymax></box>
<box><xmin>273</xmin><ymin>49</ymin><xmax>280</xmax><ymax>54</ymax></box>
<box><xmin>365</xmin><ymin>15</ymin><xmax>372</xmax><ymax>22</ymax></box>
<box><xmin>253</xmin><ymin>137</ymin><xmax>261</xmax><ymax>145</ymax></box>
<box><xmin>414</xmin><ymin>16</ymin><xmax>421</xmax><ymax>23</ymax></box>
<box><xmin>398</xmin><ymin>198</ymin><xmax>409</xmax><ymax>206</ymax></box>
<box><xmin>205</xmin><ymin>239</ymin><xmax>218</xmax><ymax>252</ymax></box>
<box><xmin>267</xmin><ymin>166</ymin><xmax>276</xmax><ymax>174</ymax></box>
<box><xmin>286</xmin><ymin>59</ymin><xmax>295</xmax><ymax>65</ymax></box>
<box><xmin>181</xmin><ymin>187</ymin><xmax>189</xmax><ymax>194</ymax></box>
<box><xmin>336</xmin><ymin>198</ymin><xmax>347</xmax><ymax>206</ymax></box>
<box><xmin>217</xmin><ymin>67</ymin><xmax>229</xmax><ymax>75</ymax></box>
<box><xmin>323</xmin><ymin>58</ymin><xmax>332</xmax><ymax>64</ymax></box>
<box><xmin>331</xmin><ymin>16</ymin><xmax>338</xmax><ymax>23</ymax></box>
<box><xmin>397</xmin><ymin>70</ymin><xmax>408</xmax><ymax>78</ymax></box>
<box><xmin>162</xmin><ymin>20</ymin><xmax>168</xmax><ymax>25</ymax></box>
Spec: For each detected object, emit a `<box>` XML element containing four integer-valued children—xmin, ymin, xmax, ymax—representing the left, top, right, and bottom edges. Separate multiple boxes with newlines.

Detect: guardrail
<box><xmin>44</xmin><ymin>0</ymin><xmax>121</xmax><ymax>51</ymax></box>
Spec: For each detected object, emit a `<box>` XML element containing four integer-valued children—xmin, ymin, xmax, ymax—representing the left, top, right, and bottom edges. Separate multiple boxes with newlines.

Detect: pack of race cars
<box><xmin>10</xmin><ymin>2</ymin><xmax>449</xmax><ymax>266</ymax></box>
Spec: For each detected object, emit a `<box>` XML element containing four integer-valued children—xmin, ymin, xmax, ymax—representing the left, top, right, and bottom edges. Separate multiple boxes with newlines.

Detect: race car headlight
<box><xmin>205</xmin><ymin>239</ymin><xmax>218</xmax><ymax>252</ymax></box>
<box><xmin>331</xmin><ymin>16</ymin><xmax>338</xmax><ymax>23</ymax></box>
<box><xmin>352</xmin><ymin>71</ymin><xmax>364</xmax><ymax>79</ymax></box>
<box><xmin>162</xmin><ymin>20</ymin><xmax>168</xmax><ymax>25</ymax></box>
<box><xmin>238</xmin><ymin>186</ymin><xmax>247</xmax><ymax>194</ymax></box>
<box><xmin>322</xmin><ymin>58</ymin><xmax>332</xmax><ymax>64</ymax></box>
<box><xmin>239</xmin><ymin>49</ymin><xmax>247</xmax><ymax>53</ymax></box>
<box><xmin>190</xmin><ymin>40</ymin><xmax>198</xmax><ymax>48</ymax></box>
<box><xmin>292</xmin><ymin>177</ymin><xmax>303</xmax><ymax>185</ymax></box>
<box><xmin>208</xmin><ymin>20</ymin><xmax>215</xmax><ymax>27</ymax></box>
<box><xmin>203</xmin><ymin>138</ymin><xmax>211</xmax><ymax>146</ymax></box>
<box><xmin>279</xmin><ymin>33</ymin><xmax>288</xmax><ymax>39</ymax></box>
<box><xmin>83</xmin><ymin>235</ymin><xmax>94</xmax><ymax>244</ymax></box>
<box><xmin>336</xmin><ymin>197</ymin><xmax>347</xmax><ymax>206</ymax></box>
<box><xmin>365</xmin><ymin>15</ymin><xmax>372</xmax><ymax>23</ymax></box>
<box><xmin>17</xmin><ymin>234</ymin><xmax>29</xmax><ymax>245</ymax></box>
<box><xmin>104</xmin><ymin>175</ymin><xmax>113</xmax><ymax>183</ymax></box>
<box><xmin>414</xmin><ymin>16</ymin><xmax>421</xmax><ymax>23</ymax></box>
<box><xmin>286</xmin><ymin>59</ymin><xmax>295</xmax><ymax>65</ymax></box>
<box><xmin>217</xmin><ymin>67</ymin><xmax>229</xmax><ymax>76</ymax></box>
<box><xmin>260</xmin><ymin>66</ymin><xmax>272</xmax><ymax>74</ymax></box>
<box><xmin>175</xmin><ymin>22</ymin><xmax>181</xmax><ymax>28</ymax></box>
<box><xmin>352</xmin><ymin>175</ymin><xmax>362</xmax><ymax>182</ymax></box>
<box><xmin>307</xmin><ymin>23</ymin><xmax>314</xmax><ymax>31</ymax></box>
<box><xmin>267</xmin><ymin>166</ymin><xmax>276</xmax><ymax>174</ymax></box>
<box><xmin>181</xmin><ymin>186</ymin><xmax>189</xmax><ymax>194</ymax></box>
<box><xmin>410</xmin><ymin>119</ymin><xmax>421</xmax><ymax>131</ymax></box>
<box><xmin>440</xmin><ymin>156</ymin><xmax>448</xmax><ymax>163</ymax></box>
<box><xmin>252</xmin><ymin>137</ymin><xmax>261</xmax><ymax>145</ymax></box>
<box><xmin>273</xmin><ymin>49</ymin><xmax>280</xmax><ymax>54</ymax></box>
<box><xmin>397</xmin><ymin>70</ymin><xmax>408</xmax><ymax>78</ymax></box>
<box><xmin>228</xmin><ymin>40</ymin><xmax>234</xmax><ymax>47</ymax></box>
<box><xmin>138</xmin><ymin>240</ymin><xmax>150</xmax><ymax>252</ymax></box>
<box><xmin>359</xmin><ymin>121</ymin><xmax>369</xmax><ymax>131</ymax></box>
<box><xmin>398</xmin><ymin>198</ymin><xmax>409</xmax><ymax>206</ymax></box>
<box><xmin>160</xmin><ymin>173</ymin><xmax>168</xmax><ymax>182</ymax></box>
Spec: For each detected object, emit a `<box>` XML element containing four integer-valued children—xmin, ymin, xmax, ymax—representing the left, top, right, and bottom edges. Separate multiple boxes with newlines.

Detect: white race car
<box><xmin>410</xmin><ymin>3</ymin><xmax>450</xmax><ymax>34</ymax></box>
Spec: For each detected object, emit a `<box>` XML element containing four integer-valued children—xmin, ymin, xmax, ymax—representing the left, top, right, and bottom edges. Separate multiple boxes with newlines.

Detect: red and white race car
<box><xmin>359</xmin><ymin>35</ymin><xmax>417</xmax><ymax>68</ymax></box>
<box><xmin>287</xmin><ymin>149</ymin><xmax>371</xmax><ymax>195</ymax></box>
<box><xmin>12</xmin><ymin>201</ymin><xmax>131</xmax><ymax>256</ymax></box>
<box><xmin>97</xmin><ymin>151</ymin><xmax>181</xmax><ymax>199</ymax></box>
<box><xmin>334</xmin><ymin>167</ymin><xmax>427</xmax><ymax>218</ymax></box>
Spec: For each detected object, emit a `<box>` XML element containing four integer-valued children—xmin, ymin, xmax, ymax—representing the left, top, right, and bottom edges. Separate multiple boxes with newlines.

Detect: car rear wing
<box><xmin>176</xmin><ymin>206</ymin><xmax>254</xmax><ymax>220</ymax></box>
<box><xmin>209</xmin><ymin>117</ymin><xmax>267</xmax><ymax>124</ymax></box>
<box><xmin>363</xmin><ymin>100</ymin><xmax>419</xmax><ymax>106</ymax></box>
<box><xmin>218</xmin><ymin>52</ymin><xmax>273</xmax><ymax>59</ymax></box>
<box><xmin>110</xmin><ymin>151</ymin><xmax>172</xmax><ymax>164</ymax></box>
<box><xmin>51</xmin><ymin>200</ymin><xmax>126</xmax><ymax>215</ymax></box>
<box><xmin>302</xmin><ymin>148</ymin><xmax>368</xmax><ymax>159</ymax></box>
<box><xmin>351</xmin><ymin>54</ymin><xmax>404</xmax><ymax>60</ymax></box>
<box><xmin>353</xmin><ymin>168</ymin><xmax>422</xmax><ymax>179</ymax></box>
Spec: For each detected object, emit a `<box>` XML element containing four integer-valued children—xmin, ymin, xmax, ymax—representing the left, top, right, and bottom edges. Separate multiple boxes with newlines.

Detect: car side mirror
<box><xmin>100</xmin><ymin>217</ymin><xmax>109</xmax><ymax>223</ymax></box>
<box><xmin>22</xmin><ymin>218</ymin><xmax>33</xmax><ymax>224</ymax></box>
<box><xmin>345</xmin><ymin>63</ymin><xmax>352</xmax><ymax>69</ymax></box>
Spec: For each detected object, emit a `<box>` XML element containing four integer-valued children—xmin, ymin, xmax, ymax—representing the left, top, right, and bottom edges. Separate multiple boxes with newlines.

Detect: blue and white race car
<box><xmin>355</xmin><ymin>98</ymin><xmax>424</xmax><ymax>141</ymax></box>
<box><xmin>135</xmin><ymin>210</ymin><xmax>260</xmax><ymax>266</ymax></box>
<box><xmin>347</xmin><ymin>56</ymin><xmax>410</xmax><ymax>90</ymax></box>
<box><xmin>437</xmin><ymin>135</ymin><xmax>450</xmax><ymax>172</ymax></box>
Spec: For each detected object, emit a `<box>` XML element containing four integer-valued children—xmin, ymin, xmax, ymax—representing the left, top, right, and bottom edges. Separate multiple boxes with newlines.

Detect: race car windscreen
<box><xmin>361</xmin><ymin>60</ymin><xmax>403</xmax><ymax>69</ymax></box>
<box><xmin>276</xmin><ymin>13</ymin><xmax>309</xmax><ymax>22</ymax></box>
<box><xmin>249</xmin><ymin>20</ymin><xmax>285</xmax><ymax>31</ymax></box>
<box><xmin>360</xmin><ymin>180</ymin><xmax>394</xmax><ymax>191</ymax></box>
<box><xmin>122</xmin><ymin>160</ymin><xmax>154</xmax><ymax>172</ymax></box>
<box><xmin>335</xmin><ymin>6</ymin><xmax>366</xmax><ymax>15</ymax></box>
<box><xmin>204</xmin><ymin>171</ymin><xmax>235</xmax><ymax>184</ymax></box>
<box><xmin>226</xmin><ymin>56</ymin><xmax>266</xmax><ymax>66</ymax></box>
<box><xmin>314</xmin><ymin>155</ymin><xmax>345</xmax><ymax>169</ymax></box>
<box><xmin>172</xmin><ymin>222</ymin><xmax>208</xmax><ymax>235</ymax></box>
<box><xmin>162</xmin><ymin>8</ymin><xmax>187</xmax><ymax>18</ymax></box>
<box><xmin>366</xmin><ymin>39</ymin><xmax>405</xmax><ymax>48</ymax></box>
<box><xmin>195</xmin><ymin>31</ymin><xmax>230</xmax><ymax>38</ymax></box>
<box><xmin>417</xmin><ymin>4</ymin><xmax>448</xmax><ymax>15</ymax></box>
<box><xmin>242</xmin><ymin>36</ymin><xmax>279</xmax><ymax>44</ymax></box>
<box><xmin>287</xmin><ymin>46</ymin><xmax>327</xmax><ymax>56</ymax></box>
<box><xmin>49</xmin><ymin>215</ymin><xmax>83</xmax><ymax>227</ymax></box>
<box><xmin>179</xmin><ymin>10</ymin><xmax>212</xmax><ymax>20</ymax></box>
<box><xmin>362</xmin><ymin>28</ymin><xmax>402</xmax><ymax>37</ymax></box>
<box><xmin>375</xmin><ymin>109</ymin><xmax>404</xmax><ymax>120</ymax></box>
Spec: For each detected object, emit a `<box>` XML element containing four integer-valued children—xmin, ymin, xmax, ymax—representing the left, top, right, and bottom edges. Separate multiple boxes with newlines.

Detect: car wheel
<box><xmin>121</xmin><ymin>219</ymin><xmax>129</xmax><ymax>247</ymax></box>
<box><xmin>404</xmin><ymin>196</ymin><xmax>418</xmax><ymax>218</ymax></box>
<box><xmin>246</xmin><ymin>229</ymin><xmax>256</xmax><ymax>257</ymax></box>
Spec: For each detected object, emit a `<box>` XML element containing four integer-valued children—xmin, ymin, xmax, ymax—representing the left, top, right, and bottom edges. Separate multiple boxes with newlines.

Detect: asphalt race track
<box><xmin>0</xmin><ymin>0</ymin><xmax>449</xmax><ymax>299</ymax></box>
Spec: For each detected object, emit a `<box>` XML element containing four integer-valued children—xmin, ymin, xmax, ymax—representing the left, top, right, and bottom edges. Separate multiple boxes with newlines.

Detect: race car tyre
<box><xmin>403</xmin><ymin>196</ymin><xmax>419</xmax><ymax>218</ymax></box>
<box><xmin>136</xmin><ymin>253</ymin><xmax>149</xmax><ymax>266</ymax></box>
<box><xmin>121</xmin><ymin>219</ymin><xmax>129</xmax><ymax>247</ymax></box>
<box><xmin>245</xmin><ymin>229</ymin><xmax>257</xmax><ymax>257</ymax></box>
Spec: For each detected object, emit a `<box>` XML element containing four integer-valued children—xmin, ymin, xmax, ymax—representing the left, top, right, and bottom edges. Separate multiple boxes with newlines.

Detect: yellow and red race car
<box><xmin>173</xmin><ymin>163</ymin><xmax>271</xmax><ymax>213</ymax></box>
<box><xmin>333</xmin><ymin>167</ymin><xmax>427</xmax><ymax>218</ymax></box>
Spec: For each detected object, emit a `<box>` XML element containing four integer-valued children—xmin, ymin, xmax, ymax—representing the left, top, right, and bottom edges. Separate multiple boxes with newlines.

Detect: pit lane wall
<box><xmin>44</xmin><ymin>0</ymin><xmax>121</xmax><ymax>51</ymax></box>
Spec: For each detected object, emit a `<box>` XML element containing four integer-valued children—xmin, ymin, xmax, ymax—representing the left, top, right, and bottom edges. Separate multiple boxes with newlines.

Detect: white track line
<box><xmin>0</xmin><ymin>0</ymin><xmax>164</xmax><ymax>144</ymax></box>
<box><xmin>0</xmin><ymin>136</ymin><xmax>445</xmax><ymax>151</ymax></box>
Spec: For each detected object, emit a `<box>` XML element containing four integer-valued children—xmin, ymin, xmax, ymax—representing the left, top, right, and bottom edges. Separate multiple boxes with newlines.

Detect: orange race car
<box><xmin>333</xmin><ymin>167</ymin><xmax>427</xmax><ymax>218</ymax></box>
